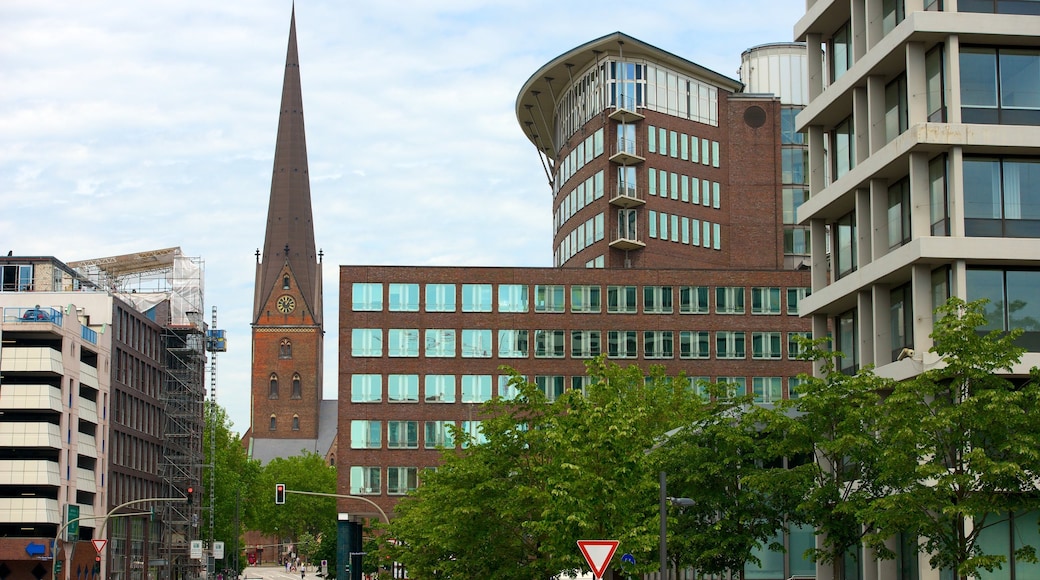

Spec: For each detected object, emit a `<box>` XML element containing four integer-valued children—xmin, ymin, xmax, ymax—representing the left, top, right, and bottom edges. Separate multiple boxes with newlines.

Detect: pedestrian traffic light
<box><xmin>187</xmin><ymin>486</ymin><xmax>194</xmax><ymax>505</ymax></box>
<box><xmin>94</xmin><ymin>555</ymin><xmax>101</xmax><ymax>574</ymax></box>
<box><xmin>275</xmin><ymin>483</ymin><xmax>286</xmax><ymax>505</ymax></box>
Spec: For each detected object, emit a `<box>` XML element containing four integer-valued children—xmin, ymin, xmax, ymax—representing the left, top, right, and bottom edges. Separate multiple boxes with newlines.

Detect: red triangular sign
<box><xmin>577</xmin><ymin>540</ymin><xmax>619</xmax><ymax>579</ymax></box>
<box><xmin>92</xmin><ymin>539</ymin><xmax>107</xmax><ymax>553</ymax></box>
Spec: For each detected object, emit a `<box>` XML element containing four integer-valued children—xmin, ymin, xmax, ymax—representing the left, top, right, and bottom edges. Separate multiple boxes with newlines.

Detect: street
<box><xmin>240</xmin><ymin>564</ymin><xmax>327</xmax><ymax>580</ymax></box>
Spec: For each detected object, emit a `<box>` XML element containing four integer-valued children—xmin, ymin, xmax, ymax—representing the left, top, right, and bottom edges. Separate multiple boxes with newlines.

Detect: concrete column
<box><xmin>866</xmin><ymin>75</ymin><xmax>886</xmax><ymax>154</ymax></box>
<box><xmin>869</xmin><ymin>178</ymin><xmax>889</xmax><ymax>261</ymax></box>
<box><xmin>807</xmin><ymin>33</ymin><xmax>825</xmax><ymax>101</ymax></box>
<box><xmin>810</xmin><ymin>217</ymin><xmax>830</xmax><ymax>292</ymax></box>
<box><xmin>808</xmin><ymin>124</ymin><xmax>827</xmax><ymax>197</ymax></box>
<box><xmin>853</xmin><ymin>86</ymin><xmax>870</xmax><ymax>167</ymax></box>
<box><xmin>858</xmin><ymin>289</ymin><xmax>876</xmax><ymax>368</ymax></box>
<box><xmin>906</xmin><ymin>42</ymin><xmax>927</xmax><ymax>126</ymax></box>
<box><xmin>872</xmin><ymin>282</ymin><xmax>893</xmax><ymax>364</ymax></box>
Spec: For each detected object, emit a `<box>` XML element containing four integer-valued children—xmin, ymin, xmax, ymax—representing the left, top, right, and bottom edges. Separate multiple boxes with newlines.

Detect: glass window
<box><xmin>608</xmin><ymin>285</ymin><xmax>638</xmax><ymax>313</ymax></box>
<box><xmin>679</xmin><ymin>331</ymin><xmax>710</xmax><ymax>359</ymax></box>
<box><xmin>752</xmin><ymin>332</ymin><xmax>783</xmax><ymax>359</ymax></box>
<box><xmin>751</xmin><ymin>287</ymin><xmax>782</xmax><ymax>314</ymax></box>
<box><xmin>535</xmin><ymin>284</ymin><xmax>566</xmax><ymax>312</ymax></box>
<box><xmin>351</xmin><ymin>283</ymin><xmax>382</xmax><ymax>311</ymax></box>
<box><xmin>462</xmin><ymin>284</ymin><xmax>492</xmax><ymax>312</ymax></box>
<box><xmin>930</xmin><ymin>154</ymin><xmax>950</xmax><ymax>235</ymax></box>
<box><xmin>608</xmin><ymin>330</ymin><xmax>638</xmax><ymax>358</ymax></box>
<box><xmin>460</xmin><ymin>421</ymin><xmax>486</xmax><ymax>447</ymax></box>
<box><xmin>388</xmin><ymin>374</ymin><xmax>419</xmax><ymax>402</ymax></box>
<box><xmin>885</xmin><ymin>75</ymin><xmax>908</xmax><ymax>143</ymax></box>
<box><xmin>498</xmin><ymin>329</ymin><xmax>529</xmax><ymax>358</ymax></box>
<box><xmin>781</xmin><ymin>108</ymin><xmax>805</xmax><ymax>145</ymax></box>
<box><xmin>967</xmin><ymin>268</ymin><xmax>1040</xmax><ymax>332</ymax></box>
<box><xmin>830</xmin><ymin>21</ymin><xmax>853</xmax><ymax>82</ymax></box>
<box><xmin>890</xmin><ymin>284</ymin><xmax>914</xmax><ymax>360</ymax></box>
<box><xmin>833</xmin><ymin>116</ymin><xmax>856</xmax><ymax>179</ymax></box>
<box><xmin>965</xmin><ymin>156</ymin><xmax>1040</xmax><ymax>238</ymax></box>
<box><xmin>498</xmin><ymin>284</ymin><xmax>528</xmax><ymax>312</ymax></box>
<box><xmin>498</xmin><ymin>375</ymin><xmax>520</xmax><ymax>400</ymax></box>
<box><xmin>291</xmin><ymin>374</ymin><xmax>302</xmax><ymax>399</ymax></box>
<box><xmin>388</xmin><ymin>328</ymin><xmax>419</xmax><ymax>357</ymax></box>
<box><xmin>788</xmin><ymin>332</ymin><xmax>812</xmax><ymax>359</ymax></box>
<box><xmin>926</xmin><ymin>45</ymin><xmax>946</xmax><ymax>122</ymax></box>
<box><xmin>836</xmin><ymin>309</ymin><xmax>858</xmax><ymax>374</ymax></box>
<box><xmin>388</xmin><ymin>283</ymin><xmax>419</xmax><ymax>311</ymax></box>
<box><xmin>349</xmin><ymin>466</ymin><xmax>380</xmax><ymax>495</ymax></box>
<box><xmin>425</xmin><ymin>329</ymin><xmax>456</xmax><ymax>357</ymax></box>
<box><xmin>571</xmin><ymin>330</ymin><xmax>602</xmax><ymax>358</ymax></box>
<box><xmin>279</xmin><ymin>338</ymin><xmax>292</xmax><ymax>359</ymax></box>
<box><xmin>753</xmin><ymin>377</ymin><xmax>784</xmax><ymax>403</ymax></box>
<box><xmin>718</xmin><ymin>377</ymin><xmax>747</xmax><ymax>398</ymax></box>
<box><xmin>387</xmin><ymin>421</ymin><xmax>418</xmax><ymax>448</ymax></box>
<box><xmin>712</xmin><ymin>141</ymin><xmax>720</xmax><ymax>168</ymax></box>
<box><xmin>644</xmin><ymin>286</ymin><xmax>673</xmax><ymax>314</ymax></box>
<box><xmin>387</xmin><ymin>467</ymin><xmax>418</xmax><ymax>495</ymax></box>
<box><xmin>716</xmin><ymin>287</ymin><xmax>745</xmax><ymax>314</ymax></box>
<box><xmin>461</xmin><ymin>375</ymin><xmax>493</xmax><ymax>403</ymax></box>
<box><xmin>351</xmin><ymin>329</ymin><xmax>382</xmax><ymax>357</ymax></box>
<box><xmin>888</xmin><ymin>178</ymin><xmax>912</xmax><ymax>249</ymax></box>
<box><xmin>882</xmin><ymin>0</ymin><xmax>905</xmax><ymax>35</ymax></box>
<box><xmin>680</xmin><ymin>286</ymin><xmax>709</xmax><ymax>313</ymax></box>
<box><xmin>351</xmin><ymin>374</ymin><xmax>382</xmax><ymax>403</ymax></box>
<box><xmin>571</xmin><ymin>285</ymin><xmax>602</xmax><ymax>313</ymax></box>
<box><xmin>534</xmin><ymin>330</ymin><xmax>566</xmax><ymax>358</ymax></box>
<box><xmin>644</xmin><ymin>331</ymin><xmax>674</xmax><ymax>359</ymax></box>
<box><xmin>425</xmin><ymin>421</ymin><xmax>455</xmax><ymax>449</ymax></box>
<box><xmin>425</xmin><ymin>283</ymin><xmax>456</xmax><ymax>312</ymax></box>
<box><xmin>835</xmin><ymin>211</ymin><xmax>857</xmax><ymax>278</ymax></box>
<box><xmin>787</xmin><ymin>287</ymin><xmax>809</xmax><ymax>315</ymax></box>
<box><xmin>961</xmin><ymin>47</ymin><xmax>1040</xmax><ymax>125</ymax></box>
<box><xmin>647</xmin><ymin>125</ymin><xmax>657</xmax><ymax>153</ymax></box>
<box><xmin>350</xmin><ymin>420</ymin><xmax>381</xmax><ymax>449</ymax></box>
<box><xmin>461</xmin><ymin>329</ymin><xmax>492</xmax><ymax>358</ymax></box>
<box><xmin>716</xmin><ymin>331</ymin><xmax>746</xmax><ymax>359</ymax></box>
<box><xmin>424</xmin><ymin>375</ymin><xmax>456</xmax><ymax>403</ymax></box>
<box><xmin>268</xmin><ymin>374</ymin><xmax>279</xmax><ymax>399</ymax></box>
<box><xmin>535</xmin><ymin>376</ymin><xmax>566</xmax><ymax>402</ymax></box>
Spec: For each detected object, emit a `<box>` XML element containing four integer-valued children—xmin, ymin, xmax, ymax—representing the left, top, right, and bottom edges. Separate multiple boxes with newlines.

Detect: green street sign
<box><xmin>66</xmin><ymin>505</ymin><xmax>80</xmax><ymax>541</ymax></box>
<box><xmin>55</xmin><ymin>561</ymin><xmax>62</xmax><ymax>574</ymax></box>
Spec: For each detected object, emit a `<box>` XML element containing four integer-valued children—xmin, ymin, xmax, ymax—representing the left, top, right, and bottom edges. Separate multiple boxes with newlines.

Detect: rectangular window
<box><xmin>425</xmin><ymin>283</ymin><xmax>456</xmax><ymax>312</ymax></box>
<box><xmin>617</xmin><ymin>165</ymin><xmax>637</xmax><ymax>200</ymax></box>
<box><xmin>752</xmin><ymin>332</ymin><xmax>783</xmax><ymax>359</ymax></box>
<box><xmin>753</xmin><ymin>377</ymin><xmax>783</xmax><ymax>403</ymax></box>
<box><xmin>534</xmin><ymin>330</ymin><xmax>566</xmax><ymax>358</ymax></box>
<box><xmin>571</xmin><ymin>330</ymin><xmax>602</xmax><ymax>358</ymax></box>
<box><xmin>388</xmin><ymin>328</ymin><xmax>419</xmax><ymax>357</ymax></box>
<box><xmin>781</xmin><ymin>108</ymin><xmax>805</xmax><ymax>145</ymax></box>
<box><xmin>835</xmin><ymin>211</ymin><xmax>857</xmax><ymax>278</ymax></box>
<box><xmin>926</xmin><ymin>45</ymin><xmax>946</xmax><ymax>122</ymax></box>
<box><xmin>607</xmin><ymin>330</ymin><xmax>638</xmax><ymax>358</ymax></box>
<box><xmin>885</xmin><ymin>75</ymin><xmax>908</xmax><ymax>143</ymax></box>
<box><xmin>836</xmin><ymin>309</ymin><xmax>858</xmax><ymax>374</ymax></box>
<box><xmin>670</xmin><ymin>130</ymin><xmax>678</xmax><ymax>158</ymax></box>
<box><xmin>349</xmin><ymin>466</ymin><xmax>380</xmax><ymax>495</ymax></box>
<box><xmin>716</xmin><ymin>287</ymin><xmax>745</xmax><ymax>314</ymax></box>
<box><xmin>608</xmin><ymin>285</ymin><xmax>638</xmax><ymax>313</ymax></box>
<box><xmin>350</xmin><ymin>374</ymin><xmax>382</xmax><ymax>403</ymax></box>
<box><xmin>351</xmin><ymin>329</ymin><xmax>382</xmax><ymax>357</ymax></box>
<box><xmin>387</xmin><ymin>467</ymin><xmax>418</xmax><ymax>495</ymax></box>
<box><xmin>388</xmin><ymin>283</ymin><xmax>419</xmax><ymax>312</ymax></box>
<box><xmin>461</xmin><ymin>375</ymin><xmax>493</xmax><ymax>403</ymax></box>
<box><xmin>751</xmin><ymin>287</ymin><xmax>782</xmax><ymax>315</ymax></box>
<box><xmin>679</xmin><ymin>331</ymin><xmax>710</xmax><ymax>359</ymax></box>
<box><xmin>830</xmin><ymin>20</ymin><xmax>853</xmax><ymax>82</ymax></box>
<box><xmin>498</xmin><ymin>284</ymin><xmax>529</xmax><ymax>312</ymax></box>
<box><xmin>649</xmin><ymin>210</ymin><xmax>658</xmax><ymax>238</ymax></box>
<box><xmin>498</xmin><ymin>375</ymin><xmax>520</xmax><ymax>400</ymax></box>
<box><xmin>648</xmin><ymin>125</ymin><xmax>657</xmax><ymax>154</ymax></box>
<box><xmin>387</xmin><ymin>374</ymin><xmax>419</xmax><ymax>402</ymax></box>
<box><xmin>681</xmin><ymin>133</ymin><xmax>689</xmax><ymax>160</ymax></box>
<box><xmin>964</xmin><ymin>156</ymin><xmax>1040</xmax><ymax>238</ymax></box>
<box><xmin>350</xmin><ymin>420</ymin><xmax>381</xmax><ymax>449</ymax></box>
<box><xmin>644</xmin><ymin>331</ymin><xmax>674</xmax><ymax>359</ymax></box>
<box><xmin>648</xmin><ymin>168</ymin><xmax>657</xmax><ymax>196</ymax></box>
<box><xmin>461</xmin><ymin>329</ymin><xmax>492</xmax><ymax>358</ymax></box>
<box><xmin>671</xmin><ymin>214</ymin><xmax>679</xmax><ymax>241</ymax></box>
<box><xmin>460</xmin><ymin>421</ymin><xmax>486</xmax><ymax>447</ymax></box>
<box><xmin>890</xmin><ymin>283</ymin><xmax>914</xmax><ymax>360</ymax></box>
<box><xmin>930</xmin><ymin>154</ymin><xmax>950</xmax><ymax>235</ymax></box>
<box><xmin>659</xmin><ymin>211</ymin><xmax>669</xmax><ymax>240</ymax></box>
<box><xmin>712</xmin><ymin>182</ymin><xmax>720</xmax><ymax>209</ymax></box>
<box><xmin>351</xmin><ymin>283</ymin><xmax>382</xmax><ymax>311</ymax></box>
<box><xmin>425</xmin><ymin>329</ymin><xmax>456</xmax><ymax>357</ymax></box>
<box><xmin>690</xmin><ymin>135</ymin><xmax>699</xmax><ymax>163</ymax></box>
<box><xmin>644</xmin><ymin>285</ymin><xmax>674</xmax><ymax>314</ymax></box>
<box><xmin>681</xmin><ymin>216</ymin><xmax>690</xmax><ymax>244</ymax></box>
<box><xmin>680</xmin><ymin>286</ymin><xmax>709</xmax><ymax>314</ymax></box>
<box><xmin>788</xmin><ymin>377</ymin><xmax>806</xmax><ymax>399</ymax></box>
<box><xmin>571</xmin><ymin>285</ymin><xmax>602</xmax><ymax>313</ymax></box>
<box><xmin>535</xmin><ymin>284</ymin><xmax>566</xmax><ymax>312</ymax></box>
<box><xmin>712</xmin><ymin>141</ymin><xmax>720</xmax><ymax>168</ymax></box>
<box><xmin>716</xmin><ymin>331</ymin><xmax>746</xmax><ymax>359</ymax></box>
<box><xmin>713</xmin><ymin>223</ymin><xmax>721</xmax><ymax>250</ymax></box>
<box><xmin>536</xmin><ymin>375</ymin><xmax>566</xmax><ymax>402</ymax></box>
<box><xmin>462</xmin><ymin>284</ymin><xmax>492</xmax><ymax>312</ymax></box>
<box><xmin>788</xmin><ymin>332</ymin><xmax>812</xmax><ymax>359</ymax></box>
<box><xmin>961</xmin><ymin>47</ymin><xmax>1040</xmax><ymax>125</ymax></box>
<box><xmin>387</xmin><ymin>421</ymin><xmax>419</xmax><ymax>449</ymax></box>
<box><xmin>888</xmin><ymin>178</ymin><xmax>912</xmax><ymax>249</ymax></box>
<box><xmin>702</xmin><ymin>138</ymin><xmax>711</xmax><ymax>165</ymax></box>
<box><xmin>424</xmin><ymin>375</ymin><xmax>456</xmax><ymax>403</ymax></box>
<box><xmin>498</xmin><ymin>329</ymin><xmax>529</xmax><ymax>358</ymax></box>
<box><xmin>832</xmin><ymin>116</ymin><xmax>856</xmax><ymax>179</ymax></box>
<box><xmin>718</xmin><ymin>377</ymin><xmax>747</xmax><ymax>398</ymax></box>
<box><xmin>787</xmin><ymin>287</ymin><xmax>810</xmax><ymax>315</ymax></box>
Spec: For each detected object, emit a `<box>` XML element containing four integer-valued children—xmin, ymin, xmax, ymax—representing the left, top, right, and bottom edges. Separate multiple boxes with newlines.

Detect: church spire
<box><xmin>254</xmin><ymin>6</ymin><xmax>321</xmax><ymax>324</ymax></box>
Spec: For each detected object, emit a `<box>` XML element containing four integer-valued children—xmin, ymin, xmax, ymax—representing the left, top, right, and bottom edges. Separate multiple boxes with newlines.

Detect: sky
<box><xmin>0</xmin><ymin>0</ymin><xmax>806</xmax><ymax>434</ymax></box>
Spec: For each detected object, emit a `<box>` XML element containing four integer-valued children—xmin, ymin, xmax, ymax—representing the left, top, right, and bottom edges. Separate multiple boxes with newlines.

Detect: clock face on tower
<box><xmin>276</xmin><ymin>295</ymin><xmax>296</xmax><ymax>314</ymax></box>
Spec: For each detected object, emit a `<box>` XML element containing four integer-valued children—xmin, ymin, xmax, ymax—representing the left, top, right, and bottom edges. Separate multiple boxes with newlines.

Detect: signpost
<box><xmin>577</xmin><ymin>540</ymin><xmax>619</xmax><ymax>580</ymax></box>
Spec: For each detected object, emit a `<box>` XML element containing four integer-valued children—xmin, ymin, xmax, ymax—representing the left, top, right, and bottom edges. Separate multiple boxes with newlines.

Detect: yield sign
<box><xmin>92</xmin><ymin>539</ymin><xmax>107</xmax><ymax>553</ymax></box>
<box><xmin>577</xmin><ymin>540</ymin><xmax>619</xmax><ymax>579</ymax></box>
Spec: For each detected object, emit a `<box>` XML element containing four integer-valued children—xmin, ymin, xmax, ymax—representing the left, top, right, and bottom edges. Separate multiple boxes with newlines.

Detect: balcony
<box><xmin>609</xmin><ymin>230</ymin><xmax>646</xmax><ymax>251</ymax></box>
<box><xmin>3</xmin><ymin>306</ymin><xmax>63</xmax><ymax>327</ymax></box>
<box><xmin>609</xmin><ymin>183</ymin><xmax>645</xmax><ymax>208</ymax></box>
<box><xmin>609</xmin><ymin>138</ymin><xmax>645</xmax><ymax>165</ymax></box>
<box><xmin>608</xmin><ymin>94</ymin><xmax>644</xmax><ymax>123</ymax></box>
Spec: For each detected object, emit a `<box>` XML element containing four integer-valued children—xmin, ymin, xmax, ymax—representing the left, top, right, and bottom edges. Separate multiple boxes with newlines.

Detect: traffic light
<box><xmin>150</xmin><ymin>507</ymin><xmax>156</xmax><ymax>522</ymax></box>
<box><xmin>275</xmin><ymin>483</ymin><xmax>286</xmax><ymax>505</ymax></box>
<box><xmin>94</xmin><ymin>556</ymin><xmax>101</xmax><ymax>574</ymax></box>
<box><xmin>187</xmin><ymin>486</ymin><xmax>194</xmax><ymax>505</ymax></box>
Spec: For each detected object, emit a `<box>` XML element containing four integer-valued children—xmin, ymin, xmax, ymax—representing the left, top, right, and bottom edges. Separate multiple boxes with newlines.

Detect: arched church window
<box><xmin>292</xmin><ymin>373</ymin><xmax>302</xmax><ymax>399</ymax></box>
<box><xmin>283</xmin><ymin>275</ymin><xmax>291</xmax><ymax>290</ymax></box>
<box><xmin>269</xmin><ymin>414</ymin><xmax>277</xmax><ymax>431</ymax></box>
<box><xmin>292</xmin><ymin>415</ymin><xmax>300</xmax><ymax>431</ymax></box>
<box><xmin>280</xmin><ymin>338</ymin><xmax>292</xmax><ymax>358</ymax></box>
<box><xmin>269</xmin><ymin>374</ymin><xmax>279</xmax><ymax>399</ymax></box>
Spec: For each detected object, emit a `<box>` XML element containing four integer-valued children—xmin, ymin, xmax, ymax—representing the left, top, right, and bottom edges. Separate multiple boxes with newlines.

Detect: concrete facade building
<box><xmin>795</xmin><ymin>0</ymin><xmax>1040</xmax><ymax>578</ymax></box>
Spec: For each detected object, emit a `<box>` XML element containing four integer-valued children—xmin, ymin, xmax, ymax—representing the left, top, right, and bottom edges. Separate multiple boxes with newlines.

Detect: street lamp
<box><xmin>658</xmin><ymin>471</ymin><xmax>694</xmax><ymax>580</ymax></box>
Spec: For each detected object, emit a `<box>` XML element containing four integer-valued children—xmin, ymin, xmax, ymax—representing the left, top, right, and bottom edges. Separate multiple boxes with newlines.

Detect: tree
<box><xmin>655</xmin><ymin>381</ymin><xmax>807</xmax><ymax>579</ymax></box>
<box><xmin>251</xmin><ymin>452</ymin><xmax>337</xmax><ymax>545</ymax></box>
<box><xmin>782</xmin><ymin>337</ymin><xmax>892</xmax><ymax>579</ymax></box>
<box><xmin>203</xmin><ymin>401</ymin><xmax>262</xmax><ymax>570</ymax></box>
<box><xmin>865</xmin><ymin>298</ymin><xmax>1040</xmax><ymax>579</ymax></box>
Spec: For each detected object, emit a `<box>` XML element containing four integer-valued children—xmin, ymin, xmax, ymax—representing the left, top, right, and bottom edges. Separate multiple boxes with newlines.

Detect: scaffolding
<box><xmin>70</xmin><ymin>248</ymin><xmax>206</xmax><ymax>580</ymax></box>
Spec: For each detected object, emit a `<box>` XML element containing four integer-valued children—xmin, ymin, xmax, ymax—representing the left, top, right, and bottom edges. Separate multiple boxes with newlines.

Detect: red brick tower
<box><xmin>251</xmin><ymin>7</ymin><xmax>323</xmax><ymax>442</ymax></box>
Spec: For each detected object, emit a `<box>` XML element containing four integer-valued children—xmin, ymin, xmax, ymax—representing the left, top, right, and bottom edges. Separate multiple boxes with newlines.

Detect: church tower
<box><xmin>251</xmin><ymin>7</ymin><xmax>323</xmax><ymax>442</ymax></box>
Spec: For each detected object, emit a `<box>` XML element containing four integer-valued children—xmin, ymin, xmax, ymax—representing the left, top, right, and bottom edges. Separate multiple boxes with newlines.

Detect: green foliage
<box><xmin>251</xmin><ymin>451</ymin><xmax>337</xmax><ymax>542</ymax></box>
<box><xmin>203</xmin><ymin>401</ymin><xmax>262</xmax><ymax>567</ymax></box>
